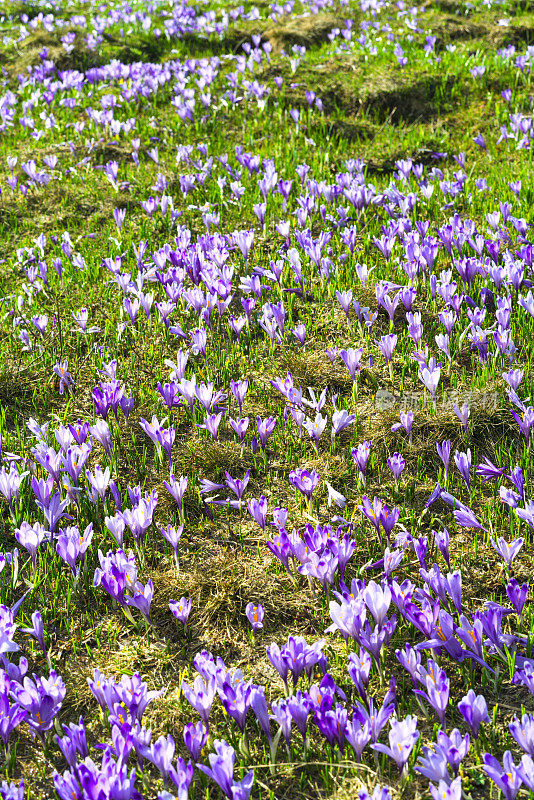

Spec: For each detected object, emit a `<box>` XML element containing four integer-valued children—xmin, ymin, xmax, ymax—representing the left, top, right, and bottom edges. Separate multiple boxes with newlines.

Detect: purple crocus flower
<box><xmin>414</xmin><ymin>660</ymin><xmax>450</xmax><ymax>725</ymax></box>
<box><xmin>372</xmin><ymin>715</ymin><xmax>419</xmax><ymax>773</ymax></box>
<box><xmin>55</xmin><ymin>716</ymin><xmax>88</xmax><ymax>768</ymax></box>
<box><xmin>419</xmin><ymin>364</ymin><xmax>441</xmax><ymax>402</ymax></box>
<box><xmin>507</xmin><ymin>579</ymin><xmax>529</xmax><ymax>616</ymax></box>
<box><xmin>457</xmin><ymin>690</ymin><xmax>489</xmax><ymax>738</ymax></box>
<box><xmin>314</xmin><ymin>702</ymin><xmax>348</xmax><ymax>752</ymax></box>
<box><xmin>365</xmin><ymin>581</ymin><xmax>392</xmax><ymax>627</ymax></box>
<box><xmin>0</xmin><ymin>780</ymin><xmax>24</xmax><ymax>800</ymax></box>
<box><xmin>347</xmin><ymin>649</ymin><xmax>372</xmax><ymax>699</ymax></box>
<box><xmin>454</xmin><ymin>449</ymin><xmax>472</xmax><ymax>493</ymax></box>
<box><xmin>289</xmin><ymin>468</ymin><xmax>319</xmax><ymax>501</ymax></box>
<box><xmin>197</xmin><ymin>412</ymin><xmax>224</xmax><ymax>441</ymax></box>
<box><xmin>247</xmin><ymin>496</ymin><xmax>267</xmax><ymax>530</ymax></box>
<box><xmin>169</xmin><ymin>598</ymin><xmax>192</xmax><ymax>631</ymax></box>
<box><xmin>287</xmin><ymin>690</ymin><xmax>311</xmax><ymax>741</ymax></box>
<box><xmin>453</xmin><ymin>403</ymin><xmax>470</xmax><ymax>430</ymax></box>
<box><xmin>336</xmin><ymin>289</ymin><xmax>353</xmax><ymax>321</ymax></box>
<box><xmin>326</xmin><ymin>593</ymin><xmax>366</xmax><ymax>643</ymax></box>
<box><xmin>509</xmin><ymin>714</ymin><xmax>534</xmax><ymax>758</ymax></box>
<box><xmin>518</xmin><ymin>756</ymin><xmax>534</xmax><ymax>793</ymax></box>
<box><xmin>150</xmin><ymin>734</ymin><xmax>176</xmax><ymax>784</ymax></box>
<box><xmin>407</xmin><ymin>311</ymin><xmax>423</xmax><ymax>346</ymax></box>
<box><xmin>14</xmin><ymin>522</ymin><xmax>47</xmax><ymax>567</ymax></box>
<box><xmin>387</xmin><ymin>453</ymin><xmax>405</xmax><ymax>483</ymax></box>
<box><xmin>432</xmin><ymin>528</ymin><xmax>450</xmax><ymax>569</ymax></box>
<box><xmin>56</xmin><ymin>524</ymin><xmax>93</xmax><ymax>576</ymax></box>
<box><xmin>454</xmin><ymin>504</ymin><xmax>487</xmax><ymax>531</ymax></box>
<box><xmin>331</xmin><ymin>407</ymin><xmax>356</xmax><ymax>442</ymax></box>
<box><xmin>183</xmin><ymin>720</ymin><xmax>208</xmax><ymax>762</ymax></box>
<box><xmin>11</xmin><ymin>669</ymin><xmax>66</xmax><ymax>738</ymax></box>
<box><xmin>197</xmin><ymin>739</ymin><xmax>254</xmax><ymax>800</ymax></box>
<box><xmin>490</xmin><ymin>536</ymin><xmax>523</xmax><ymax>567</ymax></box>
<box><xmin>181</xmin><ymin>675</ymin><xmax>216</xmax><ymax>727</ymax></box>
<box><xmin>476</xmin><ymin>457</ymin><xmax>505</xmax><ymax>484</ymax></box>
<box><xmin>391</xmin><ymin>411</ymin><xmax>414</xmax><ymax>443</ymax></box>
<box><xmin>482</xmin><ymin>751</ymin><xmax>523</xmax><ymax>800</ymax></box>
<box><xmin>256</xmin><ymin>416</ymin><xmax>277</xmax><ymax>451</ymax></box>
<box><xmin>250</xmin><ymin>685</ymin><xmax>271</xmax><ymax>743</ymax></box>
<box><xmin>270</xmin><ymin>698</ymin><xmax>292</xmax><ymax>745</ymax></box>
<box><xmin>229</xmin><ymin>417</ymin><xmax>249</xmax><ymax>444</ymax></box>
<box><xmin>429</xmin><ymin>777</ymin><xmax>462</xmax><ymax>800</ymax></box>
<box><xmin>126</xmin><ymin>580</ymin><xmax>154</xmax><ymax>624</ymax></box>
<box><xmin>345</xmin><ymin>715</ymin><xmax>371</xmax><ymax>761</ymax></box>
<box><xmin>325</xmin><ymin>346</ymin><xmax>337</xmax><ymax>364</ymax></box>
<box><xmin>160</xmin><ymin>524</ymin><xmax>183</xmax><ymax>564</ymax></box>
<box><xmin>436</xmin><ymin>440</ymin><xmax>451</xmax><ymax>482</ymax></box>
<box><xmin>122</xmin><ymin>500</ymin><xmax>154</xmax><ymax>545</ymax></box>
<box><xmin>0</xmin><ymin>675</ymin><xmax>27</xmax><ymax>748</ymax></box>
<box><xmin>434</xmin><ymin>728</ymin><xmax>470</xmax><ymax>777</ymax></box>
<box><xmin>340</xmin><ymin>348</ymin><xmax>363</xmax><ymax>382</ymax></box>
<box><xmin>266</xmin><ymin>532</ymin><xmax>292</xmax><ymax>573</ymax></box>
<box><xmin>105</xmin><ymin>514</ymin><xmax>125</xmax><ymax>548</ymax></box>
<box><xmin>245</xmin><ymin>603</ymin><xmax>264</xmax><ymax>632</ymax></box>
<box><xmin>21</xmin><ymin>611</ymin><xmax>46</xmax><ymax>658</ymax></box>
<box><xmin>352</xmin><ymin>441</ymin><xmax>371</xmax><ymax>485</ymax></box>
<box><xmin>416</xmin><ymin>743</ymin><xmax>451</xmax><ymax>784</ymax></box>
<box><xmin>230</xmin><ymin>379</ymin><xmax>249</xmax><ymax>413</ymax></box>
<box><xmin>54</xmin><ymin>750</ymin><xmax>140</xmax><ymax>800</ymax></box>
<box><xmin>89</xmin><ymin>420</ymin><xmax>114</xmax><ymax>457</ymax></box>
<box><xmin>376</xmin><ymin>334</ymin><xmax>397</xmax><ymax>372</ymax></box>
<box><xmin>53</xmin><ymin>361</ymin><xmax>74</xmax><ymax>394</ymax></box>
<box><xmin>0</xmin><ymin>465</ymin><xmax>28</xmax><ymax>510</ymax></box>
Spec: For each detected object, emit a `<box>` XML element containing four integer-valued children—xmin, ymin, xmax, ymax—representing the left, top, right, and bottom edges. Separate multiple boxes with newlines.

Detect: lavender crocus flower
<box><xmin>372</xmin><ymin>715</ymin><xmax>419</xmax><ymax>773</ymax></box>
<box><xmin>509</xmin><ymin>713</ymin><xmax>534</xmax><ymax>757</ymax></box>
<box><xmin>352</xmin><ymin>441</ymin><xmax>371</xmax><ymax>485</ymax></box>
<box><xmin>453</xmin><ymin>403</ymin><xmax>470</xmax><ymax>430</ymax></box>
<box><xmin>256</xmin><ymin>416</ymin><xmax>277</xmax><ymax>451</ymax></box>
<box><xmin>436</xmin><ymin>440</ymin><xmax>451</xmax><ymax>482</ymax></box>
<box><xmin>387</xmin><ymin>453</ymin><xmax>405</xmax><ymax>483</ymax></box>
<box><xmin>14</xmin><ymin>522</ymin><xmax>47</xmax><ymax>567</ymax></box>
<box><xmin>229</xmin><ymin>417</ymin><xmax>249</xmax><ymax>444</ymax></box>
<box><xmin>454</xmin><ymin>449</ymin><xmax>471</xmax><ymax>493</ymax></box>
<box><xmin>197</xmin><ymin>739</ymin><xmax>254</xmax><ymax>800</ymax></box>
<box><xmin>331</xmin><ymin>407</ymin><xmax>356</xmax><ymax>442</ymax></box>
<box><xmin>391</xmin><ymin>411</ymin><xmax>414</xmax><ymax>443</ymax></box>
<box><xmin>289</xmin><ymin>469</ymin><xmax>319</xmax><ymax>501</ymax></box>
<box><xmin>126</xmin><ymin>580</ymin><xmax>154</xmax><ymax>624</ymax></box>
<box><xmin>55</xmin><ymin>716</ymin><xmax>88</xmax><ymax>768</ymax></box>
<box><xmin>433</xmin><ymin>528</ymin><xmax>450</xmax><ymax>569</ymax></box>
<box><xmin>183</xmin><ymin>720</ymin><xmax>208</xmax><ymax>763</ymax></box>
<box><xmin>457</xmin><ymin>690</ymin><xmax>489</xmax><ymax>738</ymax></box>
<box><xmin>245</xmin><ymin>603</ymin><xmax>264</xmax><ymax>632</ymax></box>
<box><xmin>340</xmin><ymin>348</ymin><xmax>363</xmax><ymax>382</ymax></box>
<box><xmin>287</xmin><ymin>690</ymin><xmax>311</xmax><ymax>741</ymax></box>
<box><xmin>169</xmin><ymin>598</ymin><xmax>192</xmax><ymax>631</ymax></box>
<box><xmin>507</xmin><ymin>579</ymin><xmax>529</xmax><ymax>616</ymax></box>
<box><xmin>181</xmin><ymin>675</ymin><xmax>216</xmax><ymax>727</ymax></box>
<box><xmin>415</xmin><ymin>662</ymin><xmax>450</xmax><ymax>726</ymax></box>
<box><xmin>376</xmin><ymin>334</ymin><xmax>397</xmax><ymax>376</ymax></box>
<box><xmin>20</xmin><ymin>611</ymin><xmax>46</xmax><ymax>658</ymax></box>
<box><xmin>419</xmin><ymin>364</ymin><xmax>441</xmax><ymax>403</ymax></box>
<box><xmin>482</xmin><ymin>751</ymin><xmax>523</xmax><ymax>800</ymax></box>
<box><xmin>429</xmin><ymin>777</ymin><xmax>462</xmax><ymax>800</ymax></box>
<box><xmin>490</xmin><ymin>536</ymin><xmax>523</xmax><ymax>568</ymax></box>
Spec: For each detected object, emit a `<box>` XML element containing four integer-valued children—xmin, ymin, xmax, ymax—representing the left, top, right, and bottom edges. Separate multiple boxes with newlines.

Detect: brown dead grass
<box><xmin>264</xmin><ymin>13</ymin><xmax>352</xmax><ymax>51</ymax></box>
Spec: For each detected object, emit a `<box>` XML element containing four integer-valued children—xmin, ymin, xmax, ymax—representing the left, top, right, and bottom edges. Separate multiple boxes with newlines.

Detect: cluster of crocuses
<box><xmin>4</xmin><ymin>157</ymin><xmax>534</xmax><ymax>796</ymax></box>
<box><xmin>3</xmin><ymin>0</ymin><xmax>534</xmax><ymax>795</ymax></box>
